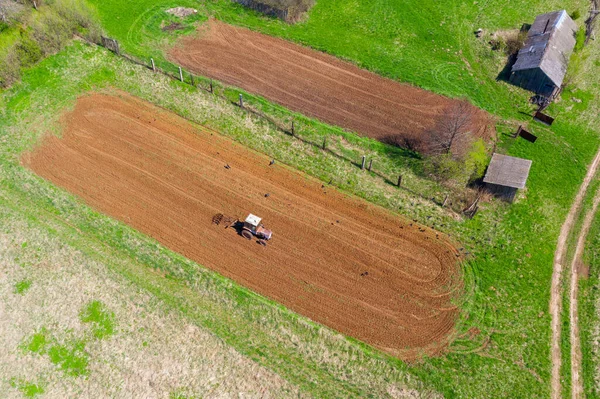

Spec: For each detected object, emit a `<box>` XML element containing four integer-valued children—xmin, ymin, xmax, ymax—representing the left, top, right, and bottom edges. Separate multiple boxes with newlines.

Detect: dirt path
<box><xmin>569</xmin><ymin>186</ymin><xmax>600</xmax><ymax>399</ymax></box>
<box><xmin>551</xmin><ymin>148</ymin><xmax>600</xmax><ymax>399</ymax></box>
<box><xmin>22</xmin><ymin>92</ymin><xmax>463</xmax><ymax>359</ymax></box>
<box><xmin>168</xmin><ymin>20</ymin><xmax>492</xmax><ymax>150</ymax></box>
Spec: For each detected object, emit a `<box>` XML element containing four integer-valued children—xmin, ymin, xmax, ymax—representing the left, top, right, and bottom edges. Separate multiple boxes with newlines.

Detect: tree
<box><xmin>16</xmin><ymin>0</ymin><xmax>41</xmax><ymax>10</ymax></box>
<box><xmin>426</xmin><ymin>99</ymin><xmax>475</xmax><ymax>158</ymax></box>
<box><xmin>0</xmin><ymin>1</ymin><xmax>9</xmax><ymax>23</ymax></box>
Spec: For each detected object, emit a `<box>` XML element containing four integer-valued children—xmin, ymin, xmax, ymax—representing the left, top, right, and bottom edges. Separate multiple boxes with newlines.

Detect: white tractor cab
<box><xmin>241</xmin><ymin>214</ymin><xmax>273</xmax><ymax>241</ymax></box>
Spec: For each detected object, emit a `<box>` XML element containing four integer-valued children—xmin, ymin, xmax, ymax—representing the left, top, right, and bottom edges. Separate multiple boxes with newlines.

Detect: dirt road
<box><xmin>550</xmin><ymin>148</ymin><xmax>600</xmax><ymax>399</ymax></box>
<box><xmin>23</xmin><ymin>93</ymin><xmax>463</xmax><ymax>359</ymax></box>
<box><xmin>569</xmin><ymin>186</ymin><xmax>600</xmax><ymax>398</ymax></box>
<box><xmin>168</xmin><ymin>21</ymin><xmax>492</xmax><ymax>150</ymax></box>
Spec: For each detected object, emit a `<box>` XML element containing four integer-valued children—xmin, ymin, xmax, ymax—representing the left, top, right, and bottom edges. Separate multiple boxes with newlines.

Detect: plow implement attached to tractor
<box><xmin>212</xmin><ymin>213</ymin><xmax>273</xmax><ymax>246</ymax></box>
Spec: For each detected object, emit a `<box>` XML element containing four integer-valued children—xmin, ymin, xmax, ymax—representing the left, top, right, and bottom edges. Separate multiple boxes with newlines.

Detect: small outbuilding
<box><xmin>483</xmin><ymin>153</ymin><xmax>533</xmax><ymax>202</ymax></box>
<box><xmin>509</xmin><ymin>10</ymin><xmax>577</xmax><ymax>97</ymax></box>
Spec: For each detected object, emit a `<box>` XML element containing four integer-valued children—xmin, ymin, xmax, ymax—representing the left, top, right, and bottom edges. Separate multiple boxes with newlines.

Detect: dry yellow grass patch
<box><xmin>0</xmin><ymin>216</ymin><xmax>306</xmax><ymax>398</ymax></box>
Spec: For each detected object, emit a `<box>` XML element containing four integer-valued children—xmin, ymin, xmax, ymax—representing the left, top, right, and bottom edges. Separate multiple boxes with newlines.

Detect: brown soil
<box><xmin>168</xmin><ymin>21</ymin><xmax>493</xmax><ymax>151</ymax></box>
<box><xmin>23</xmin><ymin>93</ymin><xmax>463</xmax><ymax>359</ymax></box>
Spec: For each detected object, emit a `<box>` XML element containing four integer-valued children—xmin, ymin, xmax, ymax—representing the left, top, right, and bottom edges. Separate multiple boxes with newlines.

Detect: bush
<box><xmin>424</xmin><ymin>140</ymin><xmax>489</xmax><ymax>186</ymax></box>
<box><xmin>504</xmin><ymin>30</ymin><xmax>527</xmax><ymax>56</ymax></box>
<box><xmin>575</xmin><ymin>27</ymin><xmax>586</xmax><ymax>52</ymax></box>
<box><xmin>52</xmin><ymin>0</ymin><xmax>102</xmax><ymax>43</ymax></box>
<box><xmin>0</xmin><ymin>0</ymin><xmax>102</xmax><ymax>88</ymax></box>
<box><xmin>29</xmin><ymin>0</ymin><xmax>103</xmax><ymax>54</ymax></box>
<box><xmin>571</xmin><ymin>10</ymin><xmax>581</xmax><ymax>20</ymax></box>
<box><xmin>0</xmin><ymin>46</ymin><xmax>21</xmax><ymax>87</ymax></box>
<box><xmin>464</xmin><ymin>139</ymin><xmax>488</xmax><ymax>182</ymax></box>
<box><xmin>30</xmin><ymin>8</ymin><xmax>71</xmax><ymax>55</ymax></box>
<box><xmin>424</xmin><ymin>153</ymin><xmax>466</xmax><ymax>183</ymax></box>
<box><xmin>15</xmin><ymin>30</ymin><xmax>42</xmax><ymax>67</ymax></box>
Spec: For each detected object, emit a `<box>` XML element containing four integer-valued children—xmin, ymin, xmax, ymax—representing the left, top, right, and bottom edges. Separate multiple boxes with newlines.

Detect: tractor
<box><xmin>241</xmin><ymin>214</ymin><xmax>273</xmax><ymax>241</ymax></box>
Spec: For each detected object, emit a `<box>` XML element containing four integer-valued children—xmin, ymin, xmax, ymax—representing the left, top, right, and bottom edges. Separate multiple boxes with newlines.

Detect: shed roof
<box><xmin>512</xmin><ymin>10</ymin><xmax>577</xmax><ymax>88</ymax></box>
<box><xmin>483</xmin><ymin>153</ymin><xmax>532</xmax><ymax>189</ymax></box>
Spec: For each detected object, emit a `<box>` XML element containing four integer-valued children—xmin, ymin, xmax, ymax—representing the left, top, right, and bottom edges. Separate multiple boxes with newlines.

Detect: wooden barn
<box><xmin>509</xmin><ymin>10</ymin><xmax>577</xmax><ymax>97</ymax></box>
<box><xmin>483</xmin><ymin>153</ymin><xmax>533</xmax><ymax>202</ymax></box>
<box><xmin>233</xmin><ymin>0</ymin><xmax>315</xmax><ymax>22</ymax></box>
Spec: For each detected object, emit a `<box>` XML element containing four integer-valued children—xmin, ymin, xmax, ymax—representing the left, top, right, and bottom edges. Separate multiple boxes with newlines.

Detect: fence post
<box><xmin>291</xmin><ymin>121</ymin><xmax>295</xmax><ymax>136</ymax></box>
<box><xmin>442</xmin><ymin>194</ymin><xmax>449</xmax><ymax>207</ymax></box>
<box><xmin>239</xmin><ymin>94</ymin><xmax>244</xmax><ymax>108</ymax></box>
<box><xmin>368</xmin><ymin>159</ymin><xmax>373</xmax><ymax>171</ymax></box>
<box><xmin>361</xmin><ymin>156</ymin><xmax>366</xmax><ymax>170</ymax></box>
<box><xmin>322</xmin><ymin>137</ymin><xmax>327</xmax><ymax>150</ymax></box>
<box><xmin>397</xmin><ymin>175</ymin><xmax>402</xmax><ymax>187</ymax></box>
<box><xmin>151</xmin><ymin>58</ymin><xmax>156</xmax><ymax>72</ymax></box>
<box><xmin>210</xmin><ymin>80</ymin><xmax>213</xmax><ymax>93</ymax></box>
<box><xmin>190</xmin><ymin>75</ymin><xmax>195</xmax><ymax>86</ymax></box>
<box><xmin>179</xmin><ymin>67</ymin><xmax>184</xmax><ymax>82</ymax></box>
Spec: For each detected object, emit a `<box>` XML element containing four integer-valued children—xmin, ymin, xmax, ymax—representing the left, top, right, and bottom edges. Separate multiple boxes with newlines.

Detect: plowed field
<box><xmin>23</xmin><ymin>93</ymin><xmax>462</xmax><ymax>358</ymax></box>
<box><xmin>168</xmin><ymin>21</ymin><xmax>491</xmax><ymax>149</ymax></box>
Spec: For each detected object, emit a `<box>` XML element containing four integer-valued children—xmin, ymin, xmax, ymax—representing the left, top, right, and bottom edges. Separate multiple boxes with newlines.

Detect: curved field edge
<box><xmin>23</xmin><ymin>91</ymin><xmax>463</xmax><ymax>357</ymax></box>
<box><xmin>0</xmin><ymin>42</ymin><xmax>448</xmax><ymax>399</ymax></box>
<box><xmin>1</xmin><ymin>40</ymin><xmax>600</xmax><ymax>397</ymax></box>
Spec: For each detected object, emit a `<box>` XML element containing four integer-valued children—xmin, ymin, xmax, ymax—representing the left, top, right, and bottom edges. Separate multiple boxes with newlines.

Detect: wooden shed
<box><xmin>509</xmin><ymin>10</ymin><xmax>577</xmax><ymax>97</ymax></box>
<box><xmin>483</xmin><ymin>153</ymin><xmax>533</xmax><ymax>202</ymax></box>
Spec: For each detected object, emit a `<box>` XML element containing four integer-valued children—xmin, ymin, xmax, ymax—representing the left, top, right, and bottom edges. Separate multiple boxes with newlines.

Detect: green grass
<box><xmin>89</xmin><ymin>0</ymin><xmax>588</xmax><ymax>116</ymax></box>
<box><xmin>47</xmin><ymin>340</ymin><xmax>89</xmax><ymax>377</ymax></box>
<box><xmin>21</xmin><ymin>328</ymin><xmax>89</xmax><ymax>377</ymax></box>
<box><xmin>1</xmin><ymin>0</ymin><xmax>600</xmax><ymax>392</ymax></box>
<box><xmin>22</xmin><ymin>329</ymin><xmax>49</xmax><ymax>354</ymax></box>
<box><xmin>14</xmin><ymin>279</ymin><xmax>32</xmax><ymax>294</ymax></box>
<box><xmin>80</xmin><ymin>300</ymin><xmax>116</xmax><ymax>339</ymax></box>
<box><xmin>9</xmin><ymin>379</ymin><xmax>45</xmax><ymax>398</ymax></box>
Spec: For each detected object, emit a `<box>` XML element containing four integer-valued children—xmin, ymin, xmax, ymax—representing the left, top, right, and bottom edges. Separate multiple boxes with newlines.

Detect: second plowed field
<box><xmin>169</xmin><ymin>20</ymin><xmax>491</xmax><ymax>149</ymax></box>
<box><xmin>23</xmin><ymin>93</ymin><xmax>462</xmax><ymax>358</ymax></box>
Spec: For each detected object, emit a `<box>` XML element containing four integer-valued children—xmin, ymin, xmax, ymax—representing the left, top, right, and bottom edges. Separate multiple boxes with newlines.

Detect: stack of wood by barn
<box><xmin>509</xmin><ymin>10</ymin><xmax>577</xmax><ymax>97</ymax></box>
<box><xmin>483</xmin><ymin>153</ymin><xmax>533</xmax><ymax>202</ymax></box>
<box><xmin>233</xmin><ymin>0</ymin><xmax>315</xmax><ymax>22</ymax></box>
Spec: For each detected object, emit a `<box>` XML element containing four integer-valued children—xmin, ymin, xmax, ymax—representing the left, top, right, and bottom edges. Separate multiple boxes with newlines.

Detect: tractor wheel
<box><xmin>242</xmin><ymin>230</ymin><xmax>253</xmax><ymax>240</ymax></box>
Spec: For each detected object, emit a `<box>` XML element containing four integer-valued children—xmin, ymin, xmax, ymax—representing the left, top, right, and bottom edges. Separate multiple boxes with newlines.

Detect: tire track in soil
<box><xmin>569</xmin><ymin>186</ymin><xmax>600</xmax><ymax>399</ymax></box>
<box><xmin>22</xmin><ymin>93</ymin><xmax>464</xmax><ymax>360</ymax></box>
<box><xmin>551</xmin><ymin>148</ymin><xmax>600</xmax><ymax>399</ymax></box>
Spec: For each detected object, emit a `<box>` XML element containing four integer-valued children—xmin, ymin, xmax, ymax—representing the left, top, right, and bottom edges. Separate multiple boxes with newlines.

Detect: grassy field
<box><xmin>89</xmin><ymin>0</ymin><xmax>589</xmax><ymax>114</ymax></box>
<box><xmin>1</xmin><ymin>0</ymin><xmax>600</xmax><ymax>397</ymax></box>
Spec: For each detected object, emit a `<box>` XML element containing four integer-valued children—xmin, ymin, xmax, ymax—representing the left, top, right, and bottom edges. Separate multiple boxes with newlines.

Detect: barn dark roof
<box><xmin>483</xmin><ymin>153</ymin><xmax>532</xmax><ymax>189</ymax></box>
<box><xmin>512</xmin><ymin>10</ymin><xmax>577</xmax><ymax>88</ymax></box>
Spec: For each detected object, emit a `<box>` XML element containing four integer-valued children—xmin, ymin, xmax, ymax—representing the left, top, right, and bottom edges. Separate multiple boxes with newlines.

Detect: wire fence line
<box><xmin>86</xmin><ymin>35</ymin><xmax>460</xmax><ymax>213</ymax></box>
